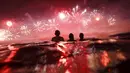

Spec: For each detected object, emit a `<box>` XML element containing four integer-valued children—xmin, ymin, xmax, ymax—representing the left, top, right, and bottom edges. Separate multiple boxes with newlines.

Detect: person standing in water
<box><xmin>79</xmin><ymin>33</ymin><xmax>85</xmax><ymax>41</ymax></box>
<box><xmin>68</xmin><ymin>33</ymin><xmax>75</xmax><ymax>41</ymax></box>
<box><xmin>51</xmin><ymin>30</ymin><xmax>64</xmax><ymax>42</ymax></box>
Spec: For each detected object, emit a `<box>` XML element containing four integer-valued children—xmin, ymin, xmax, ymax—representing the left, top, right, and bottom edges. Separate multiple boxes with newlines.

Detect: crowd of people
<box><xmin>51</xmin><ymin>30</ymin><xmax>85</xmax><ymax>42</ymax></box>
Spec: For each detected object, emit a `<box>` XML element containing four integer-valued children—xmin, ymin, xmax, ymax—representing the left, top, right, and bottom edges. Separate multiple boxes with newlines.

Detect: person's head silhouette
<box><xmin>68</xmin><ymin>33</ymin><xmax>74</xmax><ymax>41</ymax></box>
<box><xmin>55</xmin><ymin>30</ymin><xmax>60</xmax><ymax>36</ymax></box>
<box><xmin>52</xmin><ymin>30</ymin><xmax>64</xmax><ymax>42</ymax></box>
<box><xmin>79</xmin><ymin>33</ymin><xmax>84</xmax><ymax>41</ymax></box>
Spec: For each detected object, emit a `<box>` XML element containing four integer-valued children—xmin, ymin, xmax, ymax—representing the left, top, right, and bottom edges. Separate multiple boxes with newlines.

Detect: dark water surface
<box><xmin>0</xmin><ymin>40</ymin><xmax>129</xmax><ymax>73</ymax></box>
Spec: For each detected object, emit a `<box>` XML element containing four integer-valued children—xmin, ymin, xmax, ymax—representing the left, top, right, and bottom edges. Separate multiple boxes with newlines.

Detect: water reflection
<box><xmin>0</xmin><ymin>66</ymin><xmax>11</xmax><ymax>73</ymax></box>
<box><xmin>0</xmin><ymin>41</ymin><xmax>128</xmax><ymax>73</ymax></box>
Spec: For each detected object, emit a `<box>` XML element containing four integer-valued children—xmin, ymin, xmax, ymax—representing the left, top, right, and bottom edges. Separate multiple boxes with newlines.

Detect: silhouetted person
<box><xmin>68</xmin><ymin>33</ymin><xmax>75</xmax><ymax>41</ymax></box>
<box><xmin>79</xmin><ymin>33</ymin><xmax>85</xmax><ymax>41</ymax></box>
<box><xmin>51</xmin><ymin>30</ymin><xmax>64</xmax><ymax>42</ymax></box>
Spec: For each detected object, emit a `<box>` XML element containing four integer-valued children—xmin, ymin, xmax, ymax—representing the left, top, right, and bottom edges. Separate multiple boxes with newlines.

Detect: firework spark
<box><xmin>20</xmin><ymin>25</ymin><xmax>31</xmax><ymax>35</ymax></box>
<box><xmin>0</xmin><ymin>29</ymin><xmax>13</xmax><ymax>41</ymax></box>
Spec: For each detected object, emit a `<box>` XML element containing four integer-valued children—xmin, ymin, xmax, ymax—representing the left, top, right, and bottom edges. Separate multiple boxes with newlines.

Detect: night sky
<box><xmin>0</xmin><ymin>0</ymin><xmax>130</xmax><ymax>42</ymax></box>
<box><xmin>0</xmin><ymin>0</ymin><xmax>130</xmax><ymax>19</ymax></box>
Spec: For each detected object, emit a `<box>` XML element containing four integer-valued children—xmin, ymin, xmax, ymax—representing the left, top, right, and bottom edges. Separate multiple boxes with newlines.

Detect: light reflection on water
<box><xmin>0</xmin><ymin>41</ymin><xmax>127</xmax><ymax>73</ymax></box>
